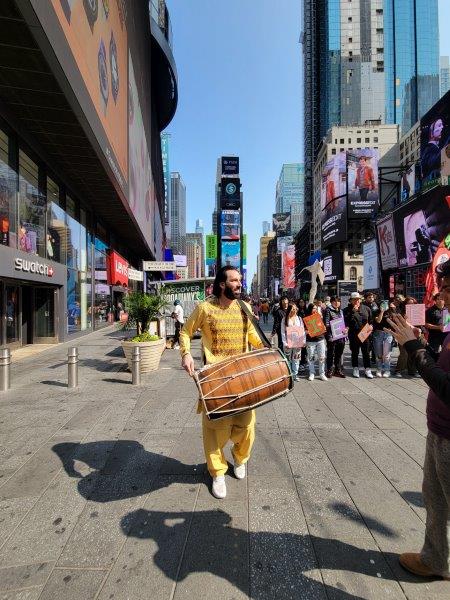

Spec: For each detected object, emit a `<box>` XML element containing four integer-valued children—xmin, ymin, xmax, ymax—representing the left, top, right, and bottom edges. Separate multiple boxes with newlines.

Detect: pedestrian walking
<box><xmin>171</xmin><ymin>299</ymin><xmax>184</xmax><ymax>349</ymax></box>
<box><xmin>281</xmin><ymin>303</ymin><xmax>304</xmax><ymax>382</ymax></box>
<box><xmin>304</xmin><ymin>303</ymin><xmax>327</xmax><ymax>381</ymax></box>
<box><xmin>343</xmin><ymin>292</ymin><xmax>374</xmax><ymax>378</ymax></box>
<box><xmin>323</xmin><ymin>296</ymin><xmax>347</xmax><ymax>378</ymax></box>
<box><xmin>425</xmin><ymin>292</ymin><xmax>447</xmax><ymax>354</ymax></box>
<box><xmin>179</xmin><ymin>266</ymin><xmax>264</xmax><ymax>499</ymax></box>
<box><xmin>372</xmin><ymin>299</ymin><xmax>396</xmax><ymax>377</ymax></box>
<box><xmin>260</xmin><ymin>299</ymin><xmax>270</xmax><ymax>323</ymax></box>
<box><xmin>271</xmin><ymin>296</ymin><xmax>289</xmax><ymax>352</ymax></box>
<box><xmin>386</xmin><ymin>260</ymin><xmax>450</xmax><ymax>581</ymax></box>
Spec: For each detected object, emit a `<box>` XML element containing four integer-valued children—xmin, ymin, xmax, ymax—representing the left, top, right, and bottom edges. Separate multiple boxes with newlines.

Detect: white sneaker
<box><xmin>353</xmin><ymin>368</ymin><xmax>360</xmax><ymax>378</ymax></box>
<box><xmin>308</xmin><ymin>374</ymin><xmax>314</xmax><ymax>381</ymax></box>
<box><xmin>319</xmin><ymin>373</ymin><xmax>328</xmax><ymax>381</ymax></box>
<box><xmin>376</xmin><ymin>370</ymin><xmax>382</xmax><ymax>378</ymax></box>
<box><xmin>365</xmin><ymin>369</ymin><xmax>374</xmax><ymax>379</ymax></box>
<box><xmin>382</xmin><ymin>371</ymin><xmax>391</xmax><ymax>378</ymax></box>
<box><xmin>234</xmin><ymin>462</ymin><xmax>246</xmax><ymax>480</ymax></box>
<box><xmin>395</xmin><ymin>372</ymin><xmax>403</xmax><ymax>378</ymax></box>
<box><xmin>212</xmin><ymin>476</ymin><xmax>227</xmax><ymax>499</ymax></box>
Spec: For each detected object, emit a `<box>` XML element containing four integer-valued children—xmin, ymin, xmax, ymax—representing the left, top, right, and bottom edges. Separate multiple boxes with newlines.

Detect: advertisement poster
<box><xmin>330</xmin><ymin>317</ymin><xmax>347</xmax><ymax>341</ymax></box>
<box><xmin>282</xmin><ymin>245</ymin><xmax>296</xmax><ymax>289</ymax></box>
<box><xmin>277</xmin><ymin>235</ymin><xmax>294</xmax><ymax>253</ymax></box>
<box><xmin>303</xmin><ymin>313</ymin><xmax>326</xmax><ymax>337</ymax></box>
<box><xmin>161</xmin><ymin>133</ymin><xmax>171</xmax><ymax>225</ymax></box>
<box><xmin>221</xmin><ymin>241</ymin><xmax>240</xmax><ymax>268</ymax></box>
<box><xmin>357</xmin><ymin>323</ymin><xmax>373</xmax><ymax>343</ymax></box>
<box><xmin>363</xmin><ymin>239</ymin><xmax>380</xmax><ymax>290</ymax></box>
<box><xmin>221</xmin><ymin>210</ymin><xmax>240</xmax><ymax>240</ymax></box>
<box><xmin>347</xmin><ymin>149</ymin><xmax>379</xmax><ymax>218</ymax></box>
<box><xmin>272</xmin><ymin>213</ymin><xmax>291</xmax><ymax>236</ymax></box>
<box><xmin>424</xmin><ymin>236</ymin><xmax>450</xmax><ymax>306</ymax></box>
<box><xmin>337</xmin><ymin>280</ymin><xmax>358</xmax><ymax>309</ymax></box>
<box><xmin>420</xmin><ymin>89</ymin><xmax>450</xmax><ymax>187</ymax></box>
<box><xmin>322</xmin><ymin>252</ymin><xmax>343</xmax><ymax>284</ymax></box>
<box><xmin>405</xmin><ymin>303</ymin><xmax>426</xmax><ymax>326</ymax></box>
<box><xmin>393</xmin><ymin>186</ymin><xmax>450</xmax><ymax>268</ymax></box>
<box><xmin>285</xmin><ymin>324</ymin><xmax>306</xmax><ymax>348</ymax></box>
<box><xmin>206</xmin><ymin>235</ymin><xmax>217</xmax><ymax>265</ymax></box>
<box><xmin>173</xmin><ymin>255</ymin><xmax>187</xmax><ymax>267</ymax></box>
<box><xmin>46</xmin><ymin>0</ymin><xmax>128</xmax><ymax>187</ymax></box>
<box><xmin>221</xmin><ymin>156</ymin><xmax>239</xmax><ymax>176</ymax></box>
<box><xmin>401</xmin><ymin>163</ymin><xmax>421</xmax><ymax>201</ymax></box>
<box><xmin>220</xmin><ymin>178</ymin><xmax>240</xmax><ymax>210</ymax></box>
<box><xmin>321</xmin><ymin>151</ymin><xmax>347</xmax><ymax>247</ymax></box>
<box><xmin>377</xmin><ymin>215</ymin><xmax>398</xmax><ymax>270</ymax></box>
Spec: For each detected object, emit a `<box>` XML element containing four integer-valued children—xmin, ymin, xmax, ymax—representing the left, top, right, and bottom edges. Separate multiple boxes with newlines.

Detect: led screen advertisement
<box><xmin>220</xmin><ymin>178</ymin><xmax>241</xmax><ymax>210</ymax></box>
<box><xmin>221</xmin><ymin>241</ymin><xmax>240</xmax><ymax>269</ymax></box>
<box><xmin>220</xmin><ymin>210</ymin><xmax>240</xmax><ymax>240</ymax></box>
<box><xmin>282</xmin><ymin>245</ymin><xmax>296</xmax><ymax>289</ymax></box>
<box><xmin>401</xmin><ymin>162</ymin><xmax>421</xmax><ymax>202</ymax></box>
<box><xmin>320</xmin><ymin>152</ymin><xmax>347</xmax><ymax>247</ymax></box>
<box><xmin>272</xmin><ymin>213</ymin><xmax>291</xmax><ymax>236</ymax></box>
<box><xmin>393</xmin><ymin>186</ymin><xmax>450</xmax><ymax>269</ymax></box>
<box><xmin>377</xmin><ymin>215</ymin><xmax>398</xmax><ymax>270</ymax></box>
<box><xmin>420</xmin><ymin>89</ymin><xmax>450</xmax><ymax>187</ymax></box>
<box><xmin>221</xmin><ymin>157</ymin><xmax>239</xmax><ymax>176</ymax></box>
<box><xmin>347</xmin><ymin>149</ymin><xmax>379</xmax><ymax>218</ymax></box>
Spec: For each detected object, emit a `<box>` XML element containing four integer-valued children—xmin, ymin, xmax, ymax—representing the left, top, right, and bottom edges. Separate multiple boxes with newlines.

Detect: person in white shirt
<box><xmin>171</xmin><ymin>299</ymin><xmax>184</xmax><ymax>349</ymax></box>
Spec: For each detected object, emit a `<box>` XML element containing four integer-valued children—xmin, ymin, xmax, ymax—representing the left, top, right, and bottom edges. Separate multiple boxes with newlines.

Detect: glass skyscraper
<box><xmin>302</xmin><ymin>0</ymin><xmax>439</xmax><ymax>222</ymax></box>
<box><xmin>275</xmin><ymin>164</ymin><xmax>305</xmax><ymax>235</ymax></box>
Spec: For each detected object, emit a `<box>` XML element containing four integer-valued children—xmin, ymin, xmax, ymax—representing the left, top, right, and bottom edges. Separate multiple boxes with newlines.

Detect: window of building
<box><xmin>348</xmin><ymin>138</ymin><xmax>352</xmax><ymax>143</ymax></box>
<box><xmin>331</xmin><ymin>148</ymin><xmax>336</xmax><ymax>155</ymax></box>
<box><xmin>340</xmin><ymin>139</ymin><xmax>344</xmax><ymax>144</ymax></box>
<box><xmin>376</xmin><ymin>28</ymin><xmax>383</xmax><ymax>34</ymax></box>
<box><xmin>365</xmin><ymin>138</ymin><xmax>370</xmax><ymax>143</ymax></box>
<box><xmin>349</xmin><ymin>37</ymin><xmax>352</xmax><ymax>43</ymax></box>
<box><xmin>374</xmin><ymin>137</ymin><xmax>378</xmax><ymax>142</ymax></box>
<box><xmin>350</xmin><ymin>267</ymin><xmax>357</xmax><ymax>281</ymax></box>
<box><xmin>47</xmin><ymin>178</ymin><xmax>66</xmax><ymax>264</ymax></box>
<box><xmin>0</xmin><ymin>128</ymin><xmax>17</xmax><ymax>249</ymax></box>
<box><xmin>19</xmin><ymin>150</ymin><xmax>45</xmax><ymax>257</ymax></box>
<box><xmin>348</xmin><ymin>16</ymin><xmax>352</xmax><ymax>21</ymax></box>
<box><xmin>357</xmin><ymin>138</ymin><xmax>361</xmax><ymax>143</ymax></box>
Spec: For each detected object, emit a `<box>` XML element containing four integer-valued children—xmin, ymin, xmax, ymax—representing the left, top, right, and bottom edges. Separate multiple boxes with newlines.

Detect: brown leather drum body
<box><xmin>194</xmin><ymin>348</ymin><xmax>293</xmax><ymax>420</ymax></box>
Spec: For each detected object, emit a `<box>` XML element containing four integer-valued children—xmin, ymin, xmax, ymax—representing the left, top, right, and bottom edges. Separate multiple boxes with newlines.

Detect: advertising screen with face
<box><xmin>393</xmin><ymin>186</ymin><xmax>450</xmax><ymax>268</ymax></box>
<box><xmin>347</xmin><ymin>149</ymin><xmax>379</xmax><ymax>218</ymax></box>
<box><xmin>35</xmin><ymin>0</ymin><xmax>129</xmax><ymax>190</ymax></box>
<box><xmin>220</xmin><ymin>210</ymin><xmax>240</xmax><ymax>240</ymax></box>
<box><xmin>420</xmin><ymin>90</ymin><xmax>450</xmax><ymax>187</ymax></box>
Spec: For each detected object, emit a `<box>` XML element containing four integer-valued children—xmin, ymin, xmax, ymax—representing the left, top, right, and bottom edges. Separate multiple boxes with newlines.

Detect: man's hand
<box><xmin>182</xmin><ymin>353</ymin><xmax>195</xmax><ymax>376</ymax></box>
<box><xmin>385</xmin><ymin>313</ymin><xmax>419</xmax><ymax>346</ymax></box>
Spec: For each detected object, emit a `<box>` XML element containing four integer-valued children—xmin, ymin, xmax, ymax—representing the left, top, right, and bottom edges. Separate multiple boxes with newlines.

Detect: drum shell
<box><xmin>195</xmin><ymin>348</ymin><xmax>292</xmax><ymax>420</ymax></box>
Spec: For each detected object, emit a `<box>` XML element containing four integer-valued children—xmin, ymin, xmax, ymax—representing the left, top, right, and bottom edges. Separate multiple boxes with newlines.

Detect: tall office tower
<box><xmin>275</xmin><ymin>164</ymin><xmax>305</xmax><ymax>213</ymax></box>
<box><xmin>262</xmin><ymin>221</ymin><xmax>271</xmax><ymax>236</ymax></box>
<box><xmin>170</xmin><ymin>172</ymin><xmax>186</xmax><ymax>255</ymax></box>
<box><xmin>186</xmin><ymin>233</ymin><xmax>204</xmax><ymax>278</ymax></box>
<box><xmin>195</xmin><ymin>219</ymin><xmax>204</xmax><ymax>235</ymax></box>
<box><xmin>302</xmin><ymin>0</ymin><xmax>439</xmax><ymax>224</ymax></box>
<box><xmin>441</xmin><ymin>57</ymin><xmax>450</xmax><ymax>98</ymax></box>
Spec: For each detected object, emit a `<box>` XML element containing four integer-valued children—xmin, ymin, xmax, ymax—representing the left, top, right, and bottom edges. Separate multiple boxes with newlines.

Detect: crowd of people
<box><xmin>249</xmin><ymin>290</ymin><xmax>448</xmax><ymax>382</ymax></box>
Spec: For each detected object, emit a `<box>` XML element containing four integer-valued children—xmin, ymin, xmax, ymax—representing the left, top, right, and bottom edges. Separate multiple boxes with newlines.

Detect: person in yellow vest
<box><xmin>179</xmin><ymin>266</ymin><xmax>263</xmax><ymax>499</ymax></box>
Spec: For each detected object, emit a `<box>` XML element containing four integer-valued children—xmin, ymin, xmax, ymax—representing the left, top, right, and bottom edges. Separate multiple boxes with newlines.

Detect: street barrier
<box><xmin>0</xmin><ymin>348</ymin><xmax>11</xmax><ymax>392</ymax></box>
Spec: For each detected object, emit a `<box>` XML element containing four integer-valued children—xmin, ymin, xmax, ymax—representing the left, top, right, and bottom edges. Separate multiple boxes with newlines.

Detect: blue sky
<box><xmin>166</xmin><ymin>0</ymin><xmax>447</xmax><ymax>286</ymax></box>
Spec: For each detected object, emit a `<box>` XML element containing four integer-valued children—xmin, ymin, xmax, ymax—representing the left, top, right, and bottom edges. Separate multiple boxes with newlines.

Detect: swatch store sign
<box><xmin>107</xmin><ymin>251</ymin><xmax>128</xmax><ymax>287</ymax></box>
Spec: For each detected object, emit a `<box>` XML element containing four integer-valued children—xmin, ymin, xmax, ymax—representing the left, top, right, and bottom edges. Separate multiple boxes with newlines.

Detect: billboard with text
<box><xmin>347</xmin><ymin>149</ymin><xmax>379</xmax><ymax>218</ymax></box>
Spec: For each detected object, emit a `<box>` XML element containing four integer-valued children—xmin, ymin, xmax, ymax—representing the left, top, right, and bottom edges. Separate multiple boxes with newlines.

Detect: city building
<box><xmin>275</xmin><ymin>164</ymin><xmax>305</xmax><ymax>216</ymax></box>
<box><xmin>195</xmin><ymin>219</ymin><xmax>204</xmax><ymax>235</ymax></box>
<box><xmin>0</xmin><ymin>0</ymin><xmax>177</xmax><ymax>348</ymax></box>
<box><xmin>262</xmin><ymin>221</ymin><xmax>271</xmax><ymax>236</ymax></box>
<box><xmin>302</xmin><ymin>0</ymin><xmax>439</xmax><ymax>262</ymax></box>
<box><xmin>170</xmin><ymin>172</ymin><xmax>186</xmax><ymax>255</ymax></box>
<box><xmin>257</xmin><ymin>231</ymin><xmax>276</xmax><ymax>297</ymax></box>
<box><xmin>440</xmin><ymin>56</ymin><xmax>450</xmax><ymax>98</ymax></box>
<box><xmin>185</xmin><ymin>233</ymin><xmax>204</xmax><ymax>278</ymax></box>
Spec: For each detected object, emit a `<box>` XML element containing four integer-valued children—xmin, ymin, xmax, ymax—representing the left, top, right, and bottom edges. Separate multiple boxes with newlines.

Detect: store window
<box><xmin>66</xmin><ymin>196</ymin><xmax>81</xmax><ymax>271</ymax></box>
<box><xmin>0</xmin><ymin>129</ymin><xmax>17</xmax><ymax>249</ymax></box>
<box><xmin>47</xmin><ymin>178</ymin><xmax>67</xmax><ymax>264</ymax></box>
<box><xmin>94</xmin><ymin>237</ymin><xmax>111</xmax><ymax>328</ymax></box>
<box><xmin>349</xmin><ymin>266</ymin><xmax>357</xmax><ymax>280</ymax></box>
<box><xmin>18</xmin><ymin>150</ymin><xmax>45</xmax><ymax>257</ymax></box>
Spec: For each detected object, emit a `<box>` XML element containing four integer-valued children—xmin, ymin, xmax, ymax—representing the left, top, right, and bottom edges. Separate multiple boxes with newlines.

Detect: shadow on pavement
<box><xmin>401</xmin><ymin>491</ymin><xmax>424</xmax><ymax>508</ymax></box>
<box><xmin>329</xmin><ymin>501</ymin><xmax>400</xmax><ymax>538</ymax></box>
<box><xmin>52</xmin><ymin>440</ymin><xmax>204</xmax><ymax>502</ymax></box>
<box><xmin>40</xmin><ymin>380</ymin><xmax>67</xmax><ymax>387</ymax></box>
<box><xmin>119</xmin><ymin>508</ymin><xmax>413</xmax><ymax>600</ymax></box>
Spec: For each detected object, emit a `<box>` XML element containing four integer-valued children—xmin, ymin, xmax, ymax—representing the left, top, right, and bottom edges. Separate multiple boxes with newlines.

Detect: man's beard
<box><xmin>224</xmin><ymin>283</ymin><xmax>241</xmax><ymax>300</ymax></box>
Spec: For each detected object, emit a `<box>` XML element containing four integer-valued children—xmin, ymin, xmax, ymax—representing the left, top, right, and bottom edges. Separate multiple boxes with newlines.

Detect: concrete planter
<box><xmin>121</xmin><ymin>338</ymin><xmax>165</xmax><ymax>373</ymax></box>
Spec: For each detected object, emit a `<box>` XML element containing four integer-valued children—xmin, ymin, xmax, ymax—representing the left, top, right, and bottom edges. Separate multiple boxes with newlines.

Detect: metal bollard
<box><xmin>131</xmin><ymin>346</ymin><xmax>141</xmax><ymax>386</ymax></box>
<box><xmin>0</xmin><ymin>348</ymin><xmax>11</xmax><ymax>392</ymax></box>
<box><xmin>68</xmin><ymin>347</ymin><xmax>79</xmax><ymax>389</ymax></box>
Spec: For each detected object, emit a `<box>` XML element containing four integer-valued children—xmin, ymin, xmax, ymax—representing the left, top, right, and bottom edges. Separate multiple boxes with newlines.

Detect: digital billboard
<box><xmin>320</xmin><ymin>152</ymin><xmax>347</xmax><ymax>247</ymax></box>
<box><xmin>220</xmin><ymin>178</ymin><xmax>240</xmax><ymax>210</ymax></box>
<box><xmin>161</xmin><ymin>133</ymin><xmax>171</xmax><ymax>225</ymax></box>
<box><xmin>377</xmin><ymin>215</ymin><xmax>398</xmax><ymax>270</ymax></box>
<box><xmin>277</xmin><ymin>235</ymin><xmax>294</xmax><ymax>253</ymax></box>
<box><xmin>221</xmin><ymin>157</ymin><xmax>239</xmax><ymax>176</ymax></box>
<box><xmin>420</xmin><ymin>89</ymin><xmax>450</xmax><ymax>187</ymax></box>
<box><xmin>272</xmin><ymin>213</ymin><xmax>291</xmax><ymax>236</ymax></box>
<box><xmin>392</xmin><ymin>186</ymin><xmax>450</xmax><ymax>268</ymax></box>
<box><xmin>401</xmin><ymin>163</ymin><xmax>421</xmax><ymax>202</ymax></box>
<box><xmin>206</xmin><ymin>235</ymin><xmax>217</xmax><ymax>265</ymax></box>
<box><xmin>282</xmin><ymin>245</ymin><xmax>296</xmax><ymax>289</ymax></box>
<box><xmin>220</xmin><ymin>210</ymin><xmax>240</xmax><ymax>240</ymax></box>
<box><xmin>322</xmin><ymin>252</ymin><xmax>343</xmax><ymax>284</ymax></box>
<box><xmin>347</xmin><ymin>149</ymin><xmax>379</xmax><ymax>218</ymax></box>
<box><xmin>221</xmin><ymin>241</ymin><xmax>240</xmax><ymax>269</ymax></box>
<box><xmin>363</xmin><ymin>239</ymin><xmax>380</xmax><ymax>290</ymax></box>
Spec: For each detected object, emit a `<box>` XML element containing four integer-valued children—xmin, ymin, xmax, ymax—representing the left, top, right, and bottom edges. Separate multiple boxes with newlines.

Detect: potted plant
<box><xmin>121</xmin><ymin>290</ymin><xmax>168</xmax><ymax>372</ymax></box>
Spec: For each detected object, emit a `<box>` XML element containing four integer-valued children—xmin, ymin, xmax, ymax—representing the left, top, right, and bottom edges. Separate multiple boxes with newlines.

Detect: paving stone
<box><xmin>0</xmin><ymin>588</ymin><xmax>43</xmax><ymax>600</ymax></box>
<box><xmin>0</xmin><ymin>562</ymin><xmax>53</xmax><ymax>592</ymax></box>
<box><xmin>38</xmin><ymin>568</ymin><xmax>106</xmax><ymax>599</ymax></box>
<box><xmin>0</xmin><ymin>498</ymin><xmax>37</xmax><ymax>551</ymax></box>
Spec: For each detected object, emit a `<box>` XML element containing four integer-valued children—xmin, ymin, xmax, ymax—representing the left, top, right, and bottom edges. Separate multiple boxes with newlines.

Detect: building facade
<box><xmin>257</xmin><ymin>231</ymin><xmax>276</xmax><ymax>297</ymax></box>
<box><xmin>0</xmin><ymin>0</ymin><xmax>177</xmax><ymax>348</ymax></box>
<box><xmin>185</xmin><ymin>233</ymin><xmax>204</xmax><ymax>279</ymax></box>
<box><xmin>275</xmin><ymin>164</ymin><xmax>305</xmax><ymax>215</ymax></box>
<box><xmin>440</xmin><ymin>56</ymin><xmax>450</xmax><ymax>98</ymax></box>
<box><xmin>170</xmin><ymin>172</ymin><xmax>186</xmax><ymax>255</ymax></box>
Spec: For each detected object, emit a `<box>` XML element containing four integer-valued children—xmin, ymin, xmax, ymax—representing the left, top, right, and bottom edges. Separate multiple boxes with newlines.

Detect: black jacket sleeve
<box><xmin>404</xmin><ymin>339</ymin><xmax>450</xmax><ymax>406</ymax></box>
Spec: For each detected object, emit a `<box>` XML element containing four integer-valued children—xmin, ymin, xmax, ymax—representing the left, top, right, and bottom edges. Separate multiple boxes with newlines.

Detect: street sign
<box><xmin>142</xmin><ymin>261</ymin><xmax>176</xmax><ymax>271</ymax></box>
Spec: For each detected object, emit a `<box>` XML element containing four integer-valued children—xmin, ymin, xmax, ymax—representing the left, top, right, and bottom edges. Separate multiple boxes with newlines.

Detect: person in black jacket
<box><xmin>343</xmin><ymin>292</ymin><xmax>373</xmax><ymax>378</ymax></box>
<box><xmin>271</xmin><ymin>296</ymin><xmax>289</xmax><ymax>352</ymax></box>
<box><xmin>386</xmin><ymin>259</ymin><xmax>450</xmax><ymax>581</ymax></box>
<box><xmin>323</xmin><ymin>296</ymin><xmax>347</xmax><ymax>378</ymax></box>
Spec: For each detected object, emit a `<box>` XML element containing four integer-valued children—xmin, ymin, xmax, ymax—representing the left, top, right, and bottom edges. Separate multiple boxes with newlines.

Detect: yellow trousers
<box><xmin>202</xmin><ymin>410</ymin><xmax>256</xmax><ymax>477</ymax></box>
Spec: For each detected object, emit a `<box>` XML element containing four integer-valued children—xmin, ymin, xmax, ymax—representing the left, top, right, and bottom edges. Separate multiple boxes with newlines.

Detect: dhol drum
<box><xmin>194</xmin><ymin>348</ymin><xmax>293</xmax><ymax>420</ymax></box>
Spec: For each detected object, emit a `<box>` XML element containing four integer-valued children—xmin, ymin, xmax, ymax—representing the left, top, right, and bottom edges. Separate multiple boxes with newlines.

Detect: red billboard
<box><xmin>107</xmin><ymin>250</ymin><xmax>128</xmax><ymax>286</ymax></box>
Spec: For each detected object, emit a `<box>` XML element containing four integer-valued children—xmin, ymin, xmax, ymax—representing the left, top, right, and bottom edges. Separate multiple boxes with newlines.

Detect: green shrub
<box><xmin>123</xmin><ymin>290</ymin><xmax>168</xmax><ymax>335</ymax></box>
<box><xmin>130</xmin><ymin>332</ymin><xmax>160</xmax><ymax>343</ymax></box>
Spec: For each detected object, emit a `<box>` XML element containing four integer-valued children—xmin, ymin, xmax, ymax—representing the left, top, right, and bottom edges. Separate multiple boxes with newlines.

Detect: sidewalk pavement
<box><xmin>0</xmin><ymin>323</ymin><xmax>447</xmax><ymax>599</ymax></box>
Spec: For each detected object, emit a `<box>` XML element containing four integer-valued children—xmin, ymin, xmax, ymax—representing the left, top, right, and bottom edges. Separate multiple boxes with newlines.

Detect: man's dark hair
<box><xmin>212</xmin><ymin>266</ymin><xmax>240</xmax><ymax>298</ymax></box>
<box><xmin>436</xmin><ymin>259</ymin><xmax>450</xmax><ymax>281</ymax></box>
<box><xmin>330</xmin><ymin>296</ymin><xmax>341</xmax><ymax>303</ymax></box>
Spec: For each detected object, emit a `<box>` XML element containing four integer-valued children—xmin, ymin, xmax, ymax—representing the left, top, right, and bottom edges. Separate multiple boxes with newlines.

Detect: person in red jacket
<box><xmin>386</xmin><ymin>259</ymin><xmax>450</xmax><ymax>581</ymax></box>
<box><xmin>355</xmin><ymin>155</ymin><xmax>376</xmax><ymax>204</ymax></box>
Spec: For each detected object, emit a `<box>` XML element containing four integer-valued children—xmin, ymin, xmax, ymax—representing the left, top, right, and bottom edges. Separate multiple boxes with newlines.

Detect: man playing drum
<box><xmin>179</xmin><ymin>266</ymin><xmax>264</xmax><ymax>499</ymax></box>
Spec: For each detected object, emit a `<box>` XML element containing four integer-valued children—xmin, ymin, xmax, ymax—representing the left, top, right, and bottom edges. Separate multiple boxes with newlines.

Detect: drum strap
<box><xmin>237</xmin><ymin>300</ymin><xmax>272</xmax><ymax>349</ymax></box>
